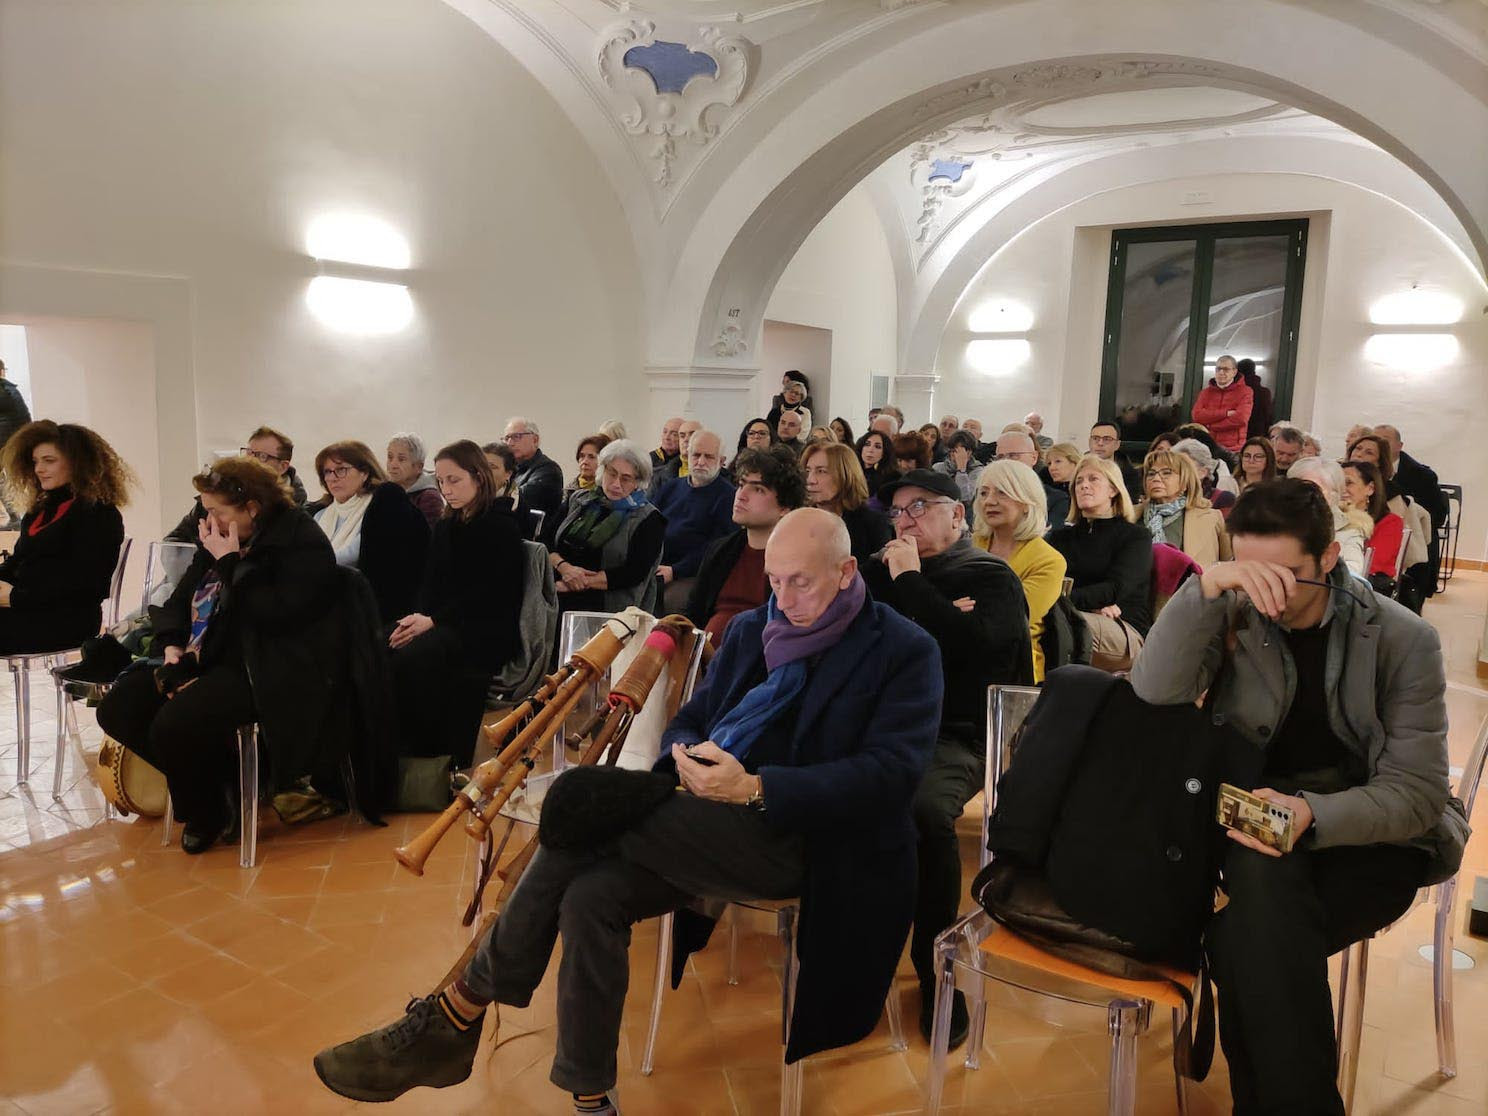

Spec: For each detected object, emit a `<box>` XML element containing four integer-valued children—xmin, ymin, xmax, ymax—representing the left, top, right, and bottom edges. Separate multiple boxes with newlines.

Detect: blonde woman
<box><xmin>1044</xmin><ymin>442</ymin><xmax>1081</xmax><ymax>489</ymax></box>
<box><xmin>972</xmin><ymin>459</ymin><xmax>1067</xmax><ymax>682</ymax></box>
<box><xmin>1135</xmin><ymin>449</ymin><xmax>1231</xmax><ymax>567</ymax></box>
<box><xmin>1046</xmin><ymin>454</ymin><xmax>1152</xmax><ymax>671</ymax></box>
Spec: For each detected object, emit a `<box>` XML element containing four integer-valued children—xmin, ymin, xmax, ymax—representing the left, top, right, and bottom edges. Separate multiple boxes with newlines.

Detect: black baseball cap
<box><xmin>878</xmin><ymin>468</ymin><xmax>962</xmax><ymax>503</ymax></box>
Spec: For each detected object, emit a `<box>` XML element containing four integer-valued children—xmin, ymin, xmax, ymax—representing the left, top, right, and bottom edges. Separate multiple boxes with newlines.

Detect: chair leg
<box><xmin>641</xmin><ymin>910</ymin><xmax>673</xmax><ymax>1076</ymax></box>
<box><xmin>1106</xmin><ymin>999</ymin><xmax>1144</xmax><ymax>1116</ymax></box>
<box><xmin>926</xmin><ymin>947</ymin><xmax>961</xmax><ymax>1115</ymax></box>
<box><xmin>1335</xmin><ymin>940</ymin><xmax>1368</xmax><ymax>1114</ymax></box>
<box><xmin>779</xmin><ymin>1055</ymin><xmax>803</xmax><ymax>1116</ymax></box>
<box><xmin>52</xmin><ymin>668</ymin><xmax>69</xmax><ymax>799</ymax></box>
<box><xmin>964</xmin><ymin>999</ymin><xmax>987</xmax><ymax>1070</ymax></box>
<box><xmin>777</xmin><ymin>906</ymin><xmax>802</xmax><ymax>1116</ymax></box>
<box><xmin>1433</xmin><ymin>877</ymin><xmax>1459</xmax><ymax>1078</ymax></box>
<box><xmin>1172</xmin><ymin>1007</ymin><xmax>1190</xmax><ymax>1116</ymax></box>
<box><xmin>727</xmin><ymin>903</ymin><xmax>741</xmax><ymax>986</ymax></box>
<box><xmin>237</xmin><ymin>724</ymin><xmax>259</xmax><ymax>868</ymax></box>
<box><xmin>13</xmin><ymin>661</ymin><xmax>30</xmax><ymax>784</ymax></box>
<box><xmin>161</xmin><ymin>790</ymin><xmax>173</xmax><ymax>846</ymax></box>
<box><xmin>884</xmin><ymin>978</ymin><xmax>907</xmax><ymax>1053</ymax></box>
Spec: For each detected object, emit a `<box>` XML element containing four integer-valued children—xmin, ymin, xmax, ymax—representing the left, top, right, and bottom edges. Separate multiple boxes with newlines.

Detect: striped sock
<box><xmin>572</xmin><ymin>1093</ymin><xmax>614</xmax><ymax>1114</ymax></box>
<box><xmin>435</xmin><ymin>989</ymin><xmax>482</xmax><ymax>1032</ymax></box>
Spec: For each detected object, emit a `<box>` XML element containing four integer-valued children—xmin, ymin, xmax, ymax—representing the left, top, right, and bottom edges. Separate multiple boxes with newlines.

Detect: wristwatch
<box><xmin>745</xmin><ymin>776</ymin><xmax>765</xmax><ymax>811</ymax></box>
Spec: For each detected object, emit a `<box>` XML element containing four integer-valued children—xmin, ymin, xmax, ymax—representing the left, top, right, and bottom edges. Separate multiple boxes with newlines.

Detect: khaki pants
<box><xmin>1080</xmin><ymin>610</ymin><xmax>1145</xmax><ymax>673</ymax></box>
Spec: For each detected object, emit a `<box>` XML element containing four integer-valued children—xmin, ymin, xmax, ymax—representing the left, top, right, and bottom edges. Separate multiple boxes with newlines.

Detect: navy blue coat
<box><xmin>659</xmin><ymin>597</ymin><xmax>943</xmax><ymax>1061</ymax></box>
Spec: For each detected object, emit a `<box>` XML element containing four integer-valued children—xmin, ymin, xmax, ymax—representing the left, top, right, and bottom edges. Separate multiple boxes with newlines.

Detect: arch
<box><xmin>902</xmin><ymin>134</ymin><xmax>1482</xmax><ymax>372</ymax></box>
<box><xmin>662</xmin><ymin>0</ymin><xmax>1488</xmax><ymax>372</ymax></box>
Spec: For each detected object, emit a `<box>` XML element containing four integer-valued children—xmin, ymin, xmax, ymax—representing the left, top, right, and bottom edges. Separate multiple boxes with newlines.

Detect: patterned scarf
<box><xmin>1144</xmin><ymin>494</ymin><xmax>1188</xmax><ymax>544</ymax></box>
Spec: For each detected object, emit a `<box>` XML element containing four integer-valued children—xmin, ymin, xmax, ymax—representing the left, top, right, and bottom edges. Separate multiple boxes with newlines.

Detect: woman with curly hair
<box><xmin>97</xmin><ymin>455</ymin><xmax>340</xmax><ymax>852</ymax></box>
<box><xmin>0</xmin><ymin>420</ymin><xmax>130</xmax><ymax>654</ymax></box>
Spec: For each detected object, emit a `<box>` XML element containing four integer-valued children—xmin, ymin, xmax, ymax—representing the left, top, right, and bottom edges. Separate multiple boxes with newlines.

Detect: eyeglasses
<box><xmin>321</xmin><ymin>465</ymin><xmax>354</xmax><ymax>480</ymax></box>
<box><xmin>503</xmin><ymin>432</ymin><xmax>535</xmax><ymax>443</ymax></box>
<box><xmin>1146</xmin><ymin>468</ymin><xmax>1178</xmax><ymax>481</ymax></box>
<box><xmin>995</xmin><ymin>451</ymin><xmax>1037</xmax><ymax>461</ymax></box>
<box><xmin>240</xmin><ymin>447</ymin><xmax>283</xmax><ymax>464</ymax></box>
<box><xmin>886</xmin><ymin>498</ymin><xmax>954</xmax><ymax>521</ymax></box>
<box><xmin>1089</xmin><ymin>435</ymin><xmax>1118</xmax><ymax>445</ymax></box>
<box><xmin>602</xmin><ymin>466</ymin><xmax>638</xmax><ymax>486</ymax></box>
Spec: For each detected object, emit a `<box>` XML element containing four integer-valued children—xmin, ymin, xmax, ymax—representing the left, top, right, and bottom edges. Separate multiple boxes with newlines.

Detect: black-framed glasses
<box><xmin>886</xmin><ymin>498</ymin><xmax>954</xmax><ymax>521</ymax></box>
<box><xmin>503</xmin><ymin>432</ymin><xmax>535</xmax><ymax>443</ymax></box>
<box><xmin>240</xmin><ymin>447</ymin><xmax>283</xmax><ymax>464</ymax></box>
<box><xmin>321</xmin><ymin>465</ymin><xmax>354</xmax><ymax>480</ymax></box>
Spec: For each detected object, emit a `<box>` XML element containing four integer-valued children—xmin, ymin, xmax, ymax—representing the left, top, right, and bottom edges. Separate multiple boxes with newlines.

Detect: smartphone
<box><xmin>1216</xmin><ymin>783</ymin><xmax>1297</xmax><ymax>853</ymax></box>
<box><xmin>684</xmin><ymin>745</ymin><xmax>718</xmax><ymax>767</ymax></box>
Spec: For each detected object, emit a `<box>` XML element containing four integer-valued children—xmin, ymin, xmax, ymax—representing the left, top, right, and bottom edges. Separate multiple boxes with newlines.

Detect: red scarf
<box><xmin>28</xmin><ymin>496</ymin><xmax>75</xmax><ymax>536</ymax></box>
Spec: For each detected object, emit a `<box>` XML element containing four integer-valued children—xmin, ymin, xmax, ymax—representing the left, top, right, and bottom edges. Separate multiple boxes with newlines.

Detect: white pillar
<box><xmin>645</xmin><ymin>365</ymin><xmax>759</xmax><ymax>449</ymax></box>
<box><xmin>892</xmin><ymin>372</ymin><xmax>941</xmax><ymax>428</ymax></box>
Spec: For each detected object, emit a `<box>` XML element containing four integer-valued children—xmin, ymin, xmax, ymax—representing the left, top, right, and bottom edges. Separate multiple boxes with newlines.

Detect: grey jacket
<box><xmin>1130</xmin><ymin>566</ymin><xmax>1469</xmax><ymax>884</ymax></box>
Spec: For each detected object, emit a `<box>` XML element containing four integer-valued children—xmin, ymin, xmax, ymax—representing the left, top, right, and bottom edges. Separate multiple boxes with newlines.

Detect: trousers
<box><xmin>96</xmin><ymin>663</ymin><xmax>255</xmax><ymax>830</ymax></box>
<box><xmin>461</xmin><ymin>791</ymin><xmax>804</xmax><ymax>1094</ymax></box>
<box><xmin>1208</xmin><ymin>840</ymin><xmax>1426</xmax><ymax>1115</ymax></box>
<box><xmin>909</xmin><ymin>736</ymin><xmax>984</xmax><ymax>988</ymax></box>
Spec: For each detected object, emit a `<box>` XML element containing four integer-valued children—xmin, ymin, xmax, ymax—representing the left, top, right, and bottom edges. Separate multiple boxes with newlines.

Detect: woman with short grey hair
<box><xmin>386</xmin><ymin>431</ymin><xmax>444</xmax><ymax>526</ymax></box>
<box><xmin>1288</xmin><ymin>456</ymin><xmax>1370</xmax><ymax>576</ymax></box>
<box><xmin>548</xmin><ymin>438</ymin><xmax>663</xmax><ymax>614</ymax></box>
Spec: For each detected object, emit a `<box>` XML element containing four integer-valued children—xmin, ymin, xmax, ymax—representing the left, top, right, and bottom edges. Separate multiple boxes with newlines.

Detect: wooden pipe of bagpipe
<box><xmin>394</xmin><ymin>617</ymin><xmax>635</xmax><ymax>875</ymax></box>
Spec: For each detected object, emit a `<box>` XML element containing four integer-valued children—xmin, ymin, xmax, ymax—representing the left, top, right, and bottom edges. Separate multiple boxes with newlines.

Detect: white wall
<box><xmin>759</xmin><ymin>322</ymin><xmax>832</xmax><ymax>429</ymax></box>
<box><xmin>0</xmin><ymin>0</ymin><xmax>643</xmax><ymax>522</ymax></box>
<box><xmin>765</xmin><ymin>185</ymin><xmax>898</xmax><ymax>435</ymax></box>
<box><xmin>934</xmin><ymin>172</ymin><xmax>1488</xmax><ymax>558</ymax></box>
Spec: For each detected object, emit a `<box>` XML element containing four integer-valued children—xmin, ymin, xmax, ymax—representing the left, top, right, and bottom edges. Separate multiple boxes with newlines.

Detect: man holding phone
<box><xmin>1130</xmin><ymin>479</ymin><xmax>1467</xmax><ymax>1115</ymax></box>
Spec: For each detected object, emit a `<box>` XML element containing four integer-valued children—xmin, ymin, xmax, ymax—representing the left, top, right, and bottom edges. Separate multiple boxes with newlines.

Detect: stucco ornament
<box><xmin>598</xmin><ymin>21</ymin><xmax>751</xmax><ymax>188</ymax></box>
<box><xmin>711</xmin><ymin>321</ymin><xmax>749</xmax><ymax>358</ymax></box>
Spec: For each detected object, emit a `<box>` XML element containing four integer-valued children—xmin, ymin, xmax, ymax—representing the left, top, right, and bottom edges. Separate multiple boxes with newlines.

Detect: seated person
<box><xmin>388</xmin><ymin>440</ymin><xmax>525</xmax><ymax>769</ymax></box>
<box><xmin>971</xmin><ymin>459</ymin><xmax>1067</xmax><ymax>682</ymax></box>
<box><xmin>764</xmin><ymin>369</ymin><xmax>812</xmax><ymax>427</ymax></box>
<box><xmin>1088</xmin><ymin>420</ymin><xmax>1143</xmax><ymax>498</ymax></box>
<box><xmin>932</xmin><ymin>429</ymin><xmax>981</xmax><ymax>504</ymax></box>
<box><xmin>775</xmin><ymin>407</ymin><xmax>809</xmax><ymax>459</ymax></box>
<box><xmin>314</xmin><ymin>509</ymin><xmax>943</xmax><ymax>1113</ymax></box>
<box><xmin>549</xmin><ymin>439</ymin><xmax>665</xmax><ymax>614</ymax></box>
<box><xmin>164</xmin><ymin>424</ymin><xmax>306</xmax><ymax>541</ymax></box>
<box><xmin>648</xmin><ymin>417</ymin><xmax>682</xmax><ymax>472</ymax></box>
<box><xmin>962</xmin><ymin>418</ymin><xmax>994</xmax><ymax>465</ymax></box>
<box><xmin>1130</xmin><ymin>480</ymin><xmax>1463</xmax><ymax>1115</ymax></box>
<box><xmin>97</xmin><ymin>458</ymin><xmax>339</xmax><ymax>852</ymax></box>
<box><xmin>1047</xmin><ymin>454</ymin><xmax>1152</xmax><ymax>672</ymax></box>
<box><xmin>829</xmin><ymin>416</ymin><xmax>855</xmax><ymax>445</ymax></box>
<box><xmin>686</xmin><ymin>445</ymin><xmax>805</xmax><ymax>645</ymax></box>
<box><xmin>735</xmin><ymin>417</ymin><xmax>777</xmax><ymax>459</ymax></box>
<box><xmin>1235</xmin><ymin>436</ymin><xmax>1277</xmax><ymax>495</ymax></box>
<box><xmin>1348</xmin><ymin>433</ymin><xmax>1428</xmax><ymax>571</ymax></box>
<box><xmin>1172</xmin><ymin>436</ymin><xmax>1238</xmax><ymax>513</ymax></box>
<box><xmin>1270</xmin><ymin>424</ymin><xmax>1305</xmax><ymax>472</ymax></box>
<box><xmin>861</xmin><ymin>469</ymin><xmax>1032</xmax><ymax>1046</ymax></box>
<box><xmin>653</xmin><ymin>430</ymin><xmax>736</xmax><ymax>613</ymax></box>
<box><xmin>647</xmin><ymin>418</ymin><xmax>701</xmax><ymax>498</ymax></box>
<box><xmin>854</xmin><ymin>430</ymin><xmax>898</xmax><ymax>505</ymax></box>
<box><xmin>1343</xmin><ymin>460</ymin><xmax>1402</xmax><ymax>577</ymax></box>
<box><xmin>891</xmin><ymin>431</ymin><xmax>932</xmax><ymax>475</ymax></box>
<box><xmin>386</xmin><ymin>432</ymin><xmax>445</xmax><ymax>527</ymax></box>
<box><xmin>561</xmin><ymin>434</ymin><xmax>611</xmax><ymax>509</ymax></box>
<box><xmin>919</xmin><ymin>422</ymin><xmax>946</xmax><ymax>464</ymax></box>
<box><xmin>502</xmin><ymin>417</ymin><xmax>564</xmax><ymax>524</ymax></box>
<box><xmin>481</xmin><ymin>443</ymin><xmax>522</xmax><ymax>509</ymax></box>
<box><xmin>802</xmin><ymin>441</ymin><xmax>893</xmax><ymax>565</ymax></box>
<box><xmin>0</xmin><ymin>420</ymin><xmax>128</xmax><ymax>654</ymax></box>
<box><xmin>313</xmin><ymin>440</ymin><xmax>429</xmax><ymax>624</ymax></box>
<box><xmin>1135</xmin><ymin>448</ymin><xmax>1231</xmax><ymax>567</ymax></box>
<box><xmin>1289</xmin><ymin>457</ymin><xmax>1370</xmax><ymax>576</ymax></box>
<box><xmin>994</xmin><ymin>430</ymin><xmax>1067</xmax><ymax>527</ymax></box>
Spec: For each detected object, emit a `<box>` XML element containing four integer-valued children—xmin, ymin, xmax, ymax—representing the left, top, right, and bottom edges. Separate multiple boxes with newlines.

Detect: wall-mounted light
<box><xmin>1363</xmin><ymin>333</ymin><xmax>1459</xmax><ymax>372</ymax></box>
<box><xmin>306</xmin><ymin>276</ymin><xmax>413</xmax><ymax>336</ymax></box>
<box><xmin>967</xmin><ymin>338</ymin><xmax>1032</xmax><ymax>376</ymax></box>
<box><xmin>1368</xmin><ymin>290</ymin><xmax>1462</xmax><ymax>326</ymax></box>
<box><xmin>304</xmin><ymin>213</ymin><xmax>413</xmax><ymax>335</ymax></box>
<box><xmin>968</xmin><ymin>299</ymin><xmax>1034</xmax><ymax>334</ymax></box>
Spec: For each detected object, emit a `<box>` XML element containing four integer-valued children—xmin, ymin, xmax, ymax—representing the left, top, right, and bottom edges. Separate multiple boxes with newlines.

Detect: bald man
<box><xmin>316</xmin><ymin>509</ymin><xmax>943</xmax><ymax>1113</ymax></box>
<box><xmin>648</xmin><ymin>418</ymin><xmax>702</xmax><ymax>497</ymax></box>
<box><xmin>650</xmin><ymin>416</ymin><xmax>683</xmax><ymax>470</ymax></box>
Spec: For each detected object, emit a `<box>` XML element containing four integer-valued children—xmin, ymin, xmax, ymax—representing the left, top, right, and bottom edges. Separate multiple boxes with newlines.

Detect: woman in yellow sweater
<box><xmin>971</xmin><ymin>459</ymin><xmax>1067</xmax><ymax>682</ymax></box>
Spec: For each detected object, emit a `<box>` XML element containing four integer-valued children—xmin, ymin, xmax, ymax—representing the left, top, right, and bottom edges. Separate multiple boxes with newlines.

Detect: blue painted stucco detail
<box><xmin>623</xmin><ymin>41</ymin><xmax>719</xmax><ymax>95</ymax></box>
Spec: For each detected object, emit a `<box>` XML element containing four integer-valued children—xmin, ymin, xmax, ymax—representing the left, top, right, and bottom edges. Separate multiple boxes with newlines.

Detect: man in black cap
<box><xmin>861</xmin><ymin>468</ymin><xmax>1032</xmax><ymax>1047</ymax></box>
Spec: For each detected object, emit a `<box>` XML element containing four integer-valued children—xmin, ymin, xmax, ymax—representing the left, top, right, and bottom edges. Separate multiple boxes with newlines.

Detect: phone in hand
<box><xmin>684</xmin><ymin>745</ymin><xmax>718</xmax><ymax>767</ymax></box>
<box><xmin>1216</xmin><ymin>783</ymin><xmax>1298</xmax><ymax>853</ymax></box>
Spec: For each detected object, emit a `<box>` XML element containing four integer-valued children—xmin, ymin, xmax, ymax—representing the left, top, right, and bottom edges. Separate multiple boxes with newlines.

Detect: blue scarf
<box><xmin>711</xmin><ymin>573</ymin><xmax>867</xmax><ymax>761</ymax></box>
<box><xmin>1144</xmin><ymin>494</ymin><xmax>1187</xmax><ymax>544</ymax></box>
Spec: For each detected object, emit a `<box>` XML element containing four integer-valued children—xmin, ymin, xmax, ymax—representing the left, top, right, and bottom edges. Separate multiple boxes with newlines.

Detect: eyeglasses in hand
<box><xmin>886</xmin><ymin>498</ymin><xmax>955</xmax><ymax>521</ymax></box>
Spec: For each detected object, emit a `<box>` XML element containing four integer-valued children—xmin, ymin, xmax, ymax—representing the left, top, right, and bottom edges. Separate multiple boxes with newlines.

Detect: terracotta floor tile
<box><xmin>149</xmin><ymin>952</ymin><xmax>260</xmax><ymax>1006</ymax></box>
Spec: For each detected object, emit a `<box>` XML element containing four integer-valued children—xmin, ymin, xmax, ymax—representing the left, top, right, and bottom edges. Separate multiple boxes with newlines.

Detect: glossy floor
<box><xmin>3</xmin><ymin>576</ymin><xmax>1488</xmax><ymax>1114</ymax></box>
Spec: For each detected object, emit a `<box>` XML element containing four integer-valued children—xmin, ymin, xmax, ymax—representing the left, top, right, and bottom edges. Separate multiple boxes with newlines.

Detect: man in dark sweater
<box><xmin>1089</xmin><ymin>420</ymin><xmax>1141</xmax><ymax>498</ymax></box>
<box><xmin>504</xmin><ymin>416</ymin><xmax>564</xmax><ymax>525</ymax></box>
<box><xmin>654</xmin><ymin>430</ymin><xmax>735</xmax><ymax>614</ymax></box>
<box><xmin>862</xmin><ymin>468</ymin><xmax>1032</xmax><ymax>1047</ymax></box>
<box><xmin>686</xmin><ymin>445</ymin><xmax>805</xmax><ymax>645</ymax></box>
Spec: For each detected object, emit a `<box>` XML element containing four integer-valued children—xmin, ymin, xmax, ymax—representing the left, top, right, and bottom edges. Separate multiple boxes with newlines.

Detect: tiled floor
<box><xmin>3</xmin><ymin>576</ymin><xmax>1488</xmax><ymax>1114</ymax></box>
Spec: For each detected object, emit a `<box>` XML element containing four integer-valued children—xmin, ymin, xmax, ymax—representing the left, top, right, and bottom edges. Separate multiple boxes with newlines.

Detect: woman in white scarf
<box><xmin>314</xmin><ymin>441</ymin><xmax>382</xmax><ymax>565</ymax></box>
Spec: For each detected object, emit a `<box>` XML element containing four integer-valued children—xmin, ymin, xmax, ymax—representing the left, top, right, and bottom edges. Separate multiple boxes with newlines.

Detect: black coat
<box><xmin>151</xmin><ymin>505</ymin><xmax>343</xmax><ymax>790</ymax></box>
<box><xmin>660</xmin><ymin>599</ymin><xmax>943</xmax><ymax>1062</ymax></box>
<box><xmin>0</xmin><ymin>488</ymin><xmax>123</xmax><ymax>641</ymax></box>
<box><xmin>515</xmin><ymin>450</ymin><xmax>565</xmax><ymax>524</ymax></box>
<box><xmin>1048</xmin><ymin>516</ymin><xmax>1154</xmax><ymax>635</ymax></box>
<box><xmin>417</xmin><ymin>505</ymin><xmax>526</xmax><ymax>674</ymax></box>
<box><xmin>357</xmin><ymin>482</ymin><xmax>430</xmax><ymax>624</ymax></box>
<box><xmin>0</xmin><ymin>379</ymin><xmax>31</xmax><ymax>447</ymax></box>
<box><xmin>841</xmin><ymin>504</ymin><xmax>893</xmax><ymax>565</ymax></box>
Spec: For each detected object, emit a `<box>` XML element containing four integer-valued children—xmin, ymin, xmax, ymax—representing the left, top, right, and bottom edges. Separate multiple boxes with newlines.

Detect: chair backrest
<box><xmin>105</xmin><ymin>537</ymin><xmax>133</xmax><ymax>627</ymax></box>
<box><xmin>1393</xmin><ymin>526</ymin><xmax>1412</xmax><ymax>580</ymax></box>
<box><xmin>526</xmin><ymin>508</ymin><xmax>547</xmax><ymax>542</ymax></box>
<box><xmin>1361</xmin><ymin>546</ymin><xmax>1374</xmax><ymax>577</ymax></box>
<box><xmin>489</xmin><ymin>541</ymin><xmax>559</xmax><ymax>700</ymax></box>
<box><xmin>1458</xmin><ymin>715</ymin><xmax>1488</xmax><ymax>817</ymax></box>
<box><xmin>979</xmin><ymin>683</ymin><xmax>1041</xmax><ymax>867</ymax></box>
<box><xmin>140</xmin><ymin>540</ymin><xmax>200</xmax><ymax>613</ymax></box>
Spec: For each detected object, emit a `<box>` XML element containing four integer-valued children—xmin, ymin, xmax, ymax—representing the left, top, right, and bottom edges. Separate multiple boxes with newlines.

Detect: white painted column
<box><xmin>645</xmin><ymin>365</ymin><xmax>760</xmax><ymax>449</ymax></box>
<box><xmin>891</xmin><ymin>372</ymin><xmax>941</xmax><ymax>428</ymax></box>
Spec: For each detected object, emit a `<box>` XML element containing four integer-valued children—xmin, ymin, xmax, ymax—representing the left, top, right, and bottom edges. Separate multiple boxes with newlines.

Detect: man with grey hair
<box><xmin>962</xmin><ymin>418</ymin><xmax>995</xmax><ymax>464</ymax></box>
<box><xmin>386</xmin><ymin>432</ymin><xmax>444</xmax><ymax>526</ymax></box>
<box><xmin>1374</xmin><ymin>423</ymin><xmax>1448</xmax><ymax>597</ymax></box>
<box><xmin>504</xmin><ymin>416</ymin><xmax>564</xmax><ymax>523</ymax></box>
<box><xmin>650</xmin><ymin>416</ymin><xmax>683</xmax><ymax>471</ymax></box>
<box><xmin>314</xmin><ymin>507</ymin><xmax>943</xmax><ymax>1115</ymax></box>
<box><xmin>937</xmin><ymin>414</ymin><xmax>960</xmax><ymax>443</ymax></box>
<box><xmin>1270</xmin><ymin>424</ymin><xmax>1305</xmax><ymax>472</ymax></box>
<box><xmin>869</xmin><ymin>412</ymin><xmax>900</xmax><ymax>438</ymax></box>
<box><xmin>997</xmin><ymin>430</ymin><xmax>1067</xmax><ymax>526</ymax></box>
<box><xmin>655</xmin><ymin>430</ymin><xmax>736</xmax><ymax>612</ymax></box>
<box><xmin>1023</xmin><ymin>411</ymin><xmax>1053</xmax><ymax>452</ymax></box>
<box><xmin>648</xmin><ymin>418</ymin><xmax>702</xmax><ymax>497</ymax></box>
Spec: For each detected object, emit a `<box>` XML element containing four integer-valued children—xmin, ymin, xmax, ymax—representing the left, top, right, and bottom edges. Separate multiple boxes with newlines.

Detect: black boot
<box><xmin>314</xmin><ymin>994</ymin><xmax>483</xmax><ymax>1102</ymax></box>
<box><xmin>919</xmin><ymin>983</ymin><xmax>969</xmax><ymax>1051</ymax></box>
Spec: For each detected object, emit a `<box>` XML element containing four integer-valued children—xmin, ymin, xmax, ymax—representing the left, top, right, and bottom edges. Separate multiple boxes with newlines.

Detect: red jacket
<box><xmin>1190</xmin><ymin>378</ymin><xmax>1254</xmax><ymax>452</ymax></box>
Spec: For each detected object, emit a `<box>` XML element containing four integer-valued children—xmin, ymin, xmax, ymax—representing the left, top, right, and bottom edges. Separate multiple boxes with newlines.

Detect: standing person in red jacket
<box><xmin>1190</xmin><ymin>354</ymin><xmax>1254</xmax><ymax>454</ymax></box>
